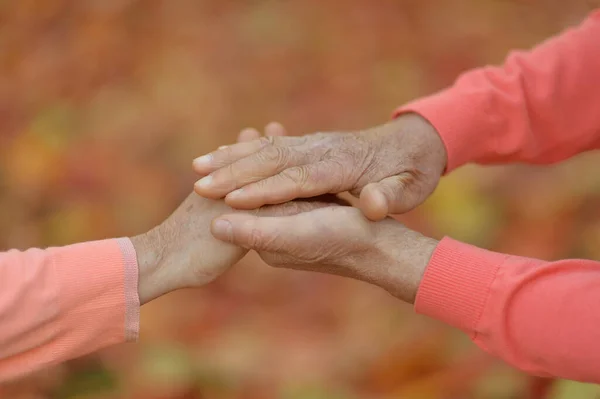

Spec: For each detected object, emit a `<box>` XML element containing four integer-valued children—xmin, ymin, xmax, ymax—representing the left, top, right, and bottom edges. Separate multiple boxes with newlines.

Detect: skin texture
<box><xmin>131</xmin><ymin>124</ymin><xmax>349</xmax><ymax>305</ymax></box>
<box><xmin>133</xmin><ymin>121</ymin><xmax>439</xmax><ymax>306</ymax></box>
<box><xmin>131</xmin><ymin>193</ymin><xmax>343</xmax><ymax>305</ymax></box>
<box><xmin>210</xmin><ymin>123</ymin><xmax>439</xmax><ymax>304</ymax></box>
<box><xmin>193</xmin><ymin>114</ymin><xmax>447</xmax><ymax>221</ymax></box>
<box><xmin>210</xmin><ymin>206</ymin><xmax>438</xmax><ymax>303</ymax></box>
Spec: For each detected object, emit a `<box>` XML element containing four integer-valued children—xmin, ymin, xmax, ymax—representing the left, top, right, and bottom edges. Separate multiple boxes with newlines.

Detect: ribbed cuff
<box><xmin>53</xmin><ymin>239</ymin><xmax>135</xmax><ymax>361</ymax></box>
<box><xmin>393</xmin><ymin>88</ymin><xmax>491</xmax><ymax>173</ymax></box>
<box><xmin>414</xmin><ymin>237</ymin><xmax>508</xmax><ymax>337</ymax></box>
<box><xmin>117</xmin><ymin>237</ymin><xmax>140</xmax><ymax>342</ymax></box>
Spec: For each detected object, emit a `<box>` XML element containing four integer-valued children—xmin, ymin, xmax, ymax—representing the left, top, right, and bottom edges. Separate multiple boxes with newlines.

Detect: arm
<box><xmin>0</xmin><ymin>192</ymin><xmax>339</xmax><ymax>382</ymax></box>
<box><xmin>417</xmin><ymin>238</ymin><xmax>600</xmax><ymax>383</ymax></box>
<box><xmin>0</xmin><ymin>193</ymin><xmax>248</xmax><ymax>382</ymax></box>
<box><xmin>0</xmin><ymin>239</ymin><xmax>139</xmax><ymax>381</ymax></box>
<box><xmin>211</xmin><ymin>209</ymin><xmax>600</xmax><ymax>383</ymax></box>
<box><xmin>395</xmin><ymin>10</ymin><xmax>600</xmax><ymax>172</ymax></box>
<box><xmin>0</xmin><ymin>126</ymin><xmax>304</xmax><ymax>382</ymax></box>
<box><xmin>191</xmin><ymin>9</ymin><xmax>600</xmax><ymax>220</ymax></box>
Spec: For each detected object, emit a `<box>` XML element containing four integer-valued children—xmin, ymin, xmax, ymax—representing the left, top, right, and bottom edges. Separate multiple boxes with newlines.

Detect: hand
<box><xmin>130</xmin><ymin>122</ymin><xmax>333</xmax><ymax>305</ymax></box>
<box><xmin>130</xmin><ymin>193</ymin><xmax>343</xmax><ymax>305</ymax></box>
<box><xmin>210</xmin><ymin>206</ymin><xmax>438</xmax><ymax>303</ymax></box>
<box><xmin>192</xmin><ymin>114</ymin><xmax>447</xmax><ymax>221</ymax></box>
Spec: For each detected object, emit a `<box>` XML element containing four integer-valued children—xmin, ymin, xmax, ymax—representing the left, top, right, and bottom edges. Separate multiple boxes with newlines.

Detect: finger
<box><xmin>224</xmin><ymin>161</ymin><xmax>342</xmax><ymax>209</ymax></box>
<box><xmin>301</xmin><ymin>194</ymin><xmax>351</xmax><ymax>206</ymax></box>
<box><xmin>258</xmin><ymin>198</ymin><xmax>338</xmax><ymax>217</ymax></box>
<box><xmin>348</xmin><ymin>187</ymin><xmax>362</xmax><ymax>197</ymax></box>
<box><xmin>258</xmin><ymin>194</ymin><xmax>349</xmax><ymax>217</ymax></box>
<box><xmin>211</xmin><ymin>213</ymin><xmax>313</xmax><ymax>252</ymax></box>
<box><xmin>359</xmin><ymin>173</ymin><xmax>418</xmax><ymax>220</ymax></box>
<box><xmin>358</xmin><ymin>183</ymin><xmax>388</xmax><ymax>221</ymax></box>
<box><xmin>193</xmin><ymin>139</ymin><xmax>270</xmax><ymax>177</ymax></box>
<box><xmin>196</xmin><ymin>145</ymin><xmax>308</xmax><ymax>199</ymax></box>
<box><xmin>265</xmin><ymin>121</ymin><xmax>287</xmax><ymax>137</ymax></box>
<box><xmin>238</xmin><ymin>127</ymin><xmax>261</xmax><ymax>143</ymax></box>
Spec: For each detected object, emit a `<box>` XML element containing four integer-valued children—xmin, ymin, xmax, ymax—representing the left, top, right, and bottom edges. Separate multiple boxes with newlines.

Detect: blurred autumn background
<box><xmin>1</xmin><ymin>0</ymin><xmax>600</xmax><ymax>398</ymax></box>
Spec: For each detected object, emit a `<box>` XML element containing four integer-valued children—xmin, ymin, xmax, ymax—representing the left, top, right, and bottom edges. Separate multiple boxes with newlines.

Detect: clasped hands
<box><xmin>132</xmin><ymin>114</ymin><xmax>447</xmax><ymax>305</ymax></box>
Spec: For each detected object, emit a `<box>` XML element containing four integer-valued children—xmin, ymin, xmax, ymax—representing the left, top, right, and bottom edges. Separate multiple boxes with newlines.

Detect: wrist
<box><xmin>130</xmin><ymin>228</ymin><xmax>172</xmax><ymax>305</ymax></box>
<box><xmin>387</xmin><ymin>112</ymin><xmax>448</xmax><ymax>174</ymax></box>
<box><xmin>370</xmin><ymin>220</ymin><xmax>438</xmax><ymax>304</ymax></box>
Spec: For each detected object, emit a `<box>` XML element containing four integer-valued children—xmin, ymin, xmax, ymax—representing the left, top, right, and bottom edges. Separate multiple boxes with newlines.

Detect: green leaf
<box><xmin>55</xmin><ymin>364</ymin><xmax>117</xmax><ymax>399</ymax></box>
<box><xmin>550</xmin><ymin>380</ymin><xmax>600</xmax><ymax>399</ymax></box>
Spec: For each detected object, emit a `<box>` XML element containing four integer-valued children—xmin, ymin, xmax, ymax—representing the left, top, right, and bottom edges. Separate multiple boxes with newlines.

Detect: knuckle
<box><xmin>397</xmin><ymin>170</ymin><xmax>419</xmax><ymax>188</ymax></box>
<box><xmin>282</xmin><ymin>166</ymin><xmax>310</xmax><ymax>187</ymax></box>
<box><xmin>246</xmin><ymin>221</ymin><xmax>265</xmax><ymax>249</ymax></box>
<box><xmin>259</xmin><ymin>145</ymin><xmax>289</xmax><ymax>167</ymax></box>
<box><xmin>327</xmin><ymin>160</ymin><xmax>350</xmax><ymax>191</ymax></box>
<box><xmin>248</xmin><ymin>224</ymin><xmax>281</xmax><ymax>252</ymax></box>
<box><xmin>259</xmin><ymin>135</ymin><xmax>278</xmax><ymax>146</ymax></box>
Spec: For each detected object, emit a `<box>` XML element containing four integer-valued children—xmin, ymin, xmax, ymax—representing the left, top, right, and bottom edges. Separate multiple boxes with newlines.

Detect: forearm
<box><xmin>0</xmin><ymin>238</ymin><xmax>139</xmax><ymax>382</ymax></box>
<box><xmin>395</xmin><ymin>10</ymin><xmax>600</xmax><ymax>172</ymax></box>
<box><xmin>410</xmin><ymin>238</ymin><xmax>600</xmax><ymax>383</ymax></box>
<box><xmin>0</xmin><ymin>191</ymin><xmax>260</xmax><ymax>382</ymax></box>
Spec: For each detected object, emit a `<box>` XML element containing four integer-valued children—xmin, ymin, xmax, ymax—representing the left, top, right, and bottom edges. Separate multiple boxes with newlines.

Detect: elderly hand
<box><xmin>210</xmin><ymin>206</ymin><xmax>438</xmax><ymax>303</ymax></box>
<box><xmin>130</xmin><ymin>193</ymin><xmax>342</xmax><ymax>304</ymax></box>
<box><xmin>131</xmin><ymin>123</ymin><xmax>337</xmax><ymax>304</ymax></box>
<box><xmin>192</xmin><ymin>114</ymin><xmax>447</xmax><ymax>221</ymax></box>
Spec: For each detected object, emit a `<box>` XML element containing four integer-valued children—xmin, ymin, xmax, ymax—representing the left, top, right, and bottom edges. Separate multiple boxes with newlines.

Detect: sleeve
<box><xmin>416</xmin><ymin>237</ymin><xmax>600</xmax><ymax>383</ymax></box>
<box><xmin>0</xmin><ymin>238</ymin><xmax>140</xmax><ymax>382</ymax></box>
<box><xmin>394</xmin><ymin>10</ymin><xmax>600</xmax><ymax>172</ymax></box>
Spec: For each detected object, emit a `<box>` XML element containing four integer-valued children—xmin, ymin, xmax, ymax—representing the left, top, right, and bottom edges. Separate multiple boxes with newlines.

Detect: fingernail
<box><xmin>195</xmin><ymin>175</ymin><xmax>213</xmax><ymax>189</ymax></box>
<box><xmin>212</xmin><ymin>219</ymin><xmax>232</xmax><ymax>241</ymax></box>
<box><xmin>193</xmin><ymin>154</ymin><xmax>212</xmax><ymax>169</ymax></box>
<box><xmin>218</xmin><ymin>145</ymin><xmax>228</xmax><ymax>150</ymax></box>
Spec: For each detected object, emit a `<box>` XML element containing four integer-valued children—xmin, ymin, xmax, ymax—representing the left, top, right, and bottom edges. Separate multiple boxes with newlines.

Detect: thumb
<box><xmin>211</xmin><ymin>213</ymin><xmax>311</xmax><ymax>253</ymax></box>
<box><xmin>359</xmin><ymin>173</ymin><xmax>420</xmax><ymax>220</ymax></box>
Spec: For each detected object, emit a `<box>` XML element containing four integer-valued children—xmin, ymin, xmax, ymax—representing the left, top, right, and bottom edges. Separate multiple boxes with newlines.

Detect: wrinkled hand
<box><xmin>193</xmin><ymin>114</ymin><xmax>447</xmax><ymax>220</ymax></box>
<box><xmin>130</xmin><ymin>193</ymin><xmax>343</xmax><ymax>304</ymax></box>
<box><xmin>130</xmin><ymin>122</ymin><xmax>338</xmax><ymax>304</ymax></box>
<box><xmin>210</xmin><ymin>206</ymin><xmax>438</xmax><ymax>303</ymax></box>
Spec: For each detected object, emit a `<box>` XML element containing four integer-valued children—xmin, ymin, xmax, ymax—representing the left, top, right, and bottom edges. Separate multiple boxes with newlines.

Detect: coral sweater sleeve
<box><xmin>394</xmin><ymin>10</ymin><xmax>600</xmax><ymax>172</ymax></box>
<box><xmin>0</xmin><ymin>238</ymin><xmax>140</xmax><ymax>382</ymax></box>
<box><xmin>394</xmin><ymin>10</ymin><xmax>600</xmax><ymax>383</ymax></box>
<box><xmin>417</xmin><ymin>238</ymin><xmax>600</xmax><ymax>383</ymax></box>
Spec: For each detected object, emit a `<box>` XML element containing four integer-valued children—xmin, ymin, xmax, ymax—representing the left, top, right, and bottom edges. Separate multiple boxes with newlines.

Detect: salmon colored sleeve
<box><xmin>394</xmin><ymin>10</ymin><xmax>600</xmax><ymax>172</ymax></box>
<box><xmin>416</xmin><ymin>238</ymin><xmax>600</xmax><ymax>383</ymax></box>
<box><xmin>0</xmin><ymin>238</ymin><xmax>140</xmax><ymax>382</ymax></box>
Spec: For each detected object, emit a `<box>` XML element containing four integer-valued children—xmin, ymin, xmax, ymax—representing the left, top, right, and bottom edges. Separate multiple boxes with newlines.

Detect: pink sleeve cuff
<box><xmin>116</xmin><ymin>238</ymin><xmax>140</xmax><ymax>342</ymax></box>
<box><xmin>414</xmin><ymin>237</ymin><xmax>508</xmax><ymax>337</ymax></box>
<box><xmin>53</xmin><ymin>238</ymin><xmax>140</xmax><ymax>358</ymax></box>
<box><xmin>0</xmin><ymin>238</ymin><xmax>140</xmax><ymax>381</ymax></box>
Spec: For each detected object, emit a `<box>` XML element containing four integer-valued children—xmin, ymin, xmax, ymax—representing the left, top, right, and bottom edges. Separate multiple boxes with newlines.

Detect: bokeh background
<box><xmin>1</xmin><ymin>1</ymin><xmax>599</xmax><ymax>398</ymax></box>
